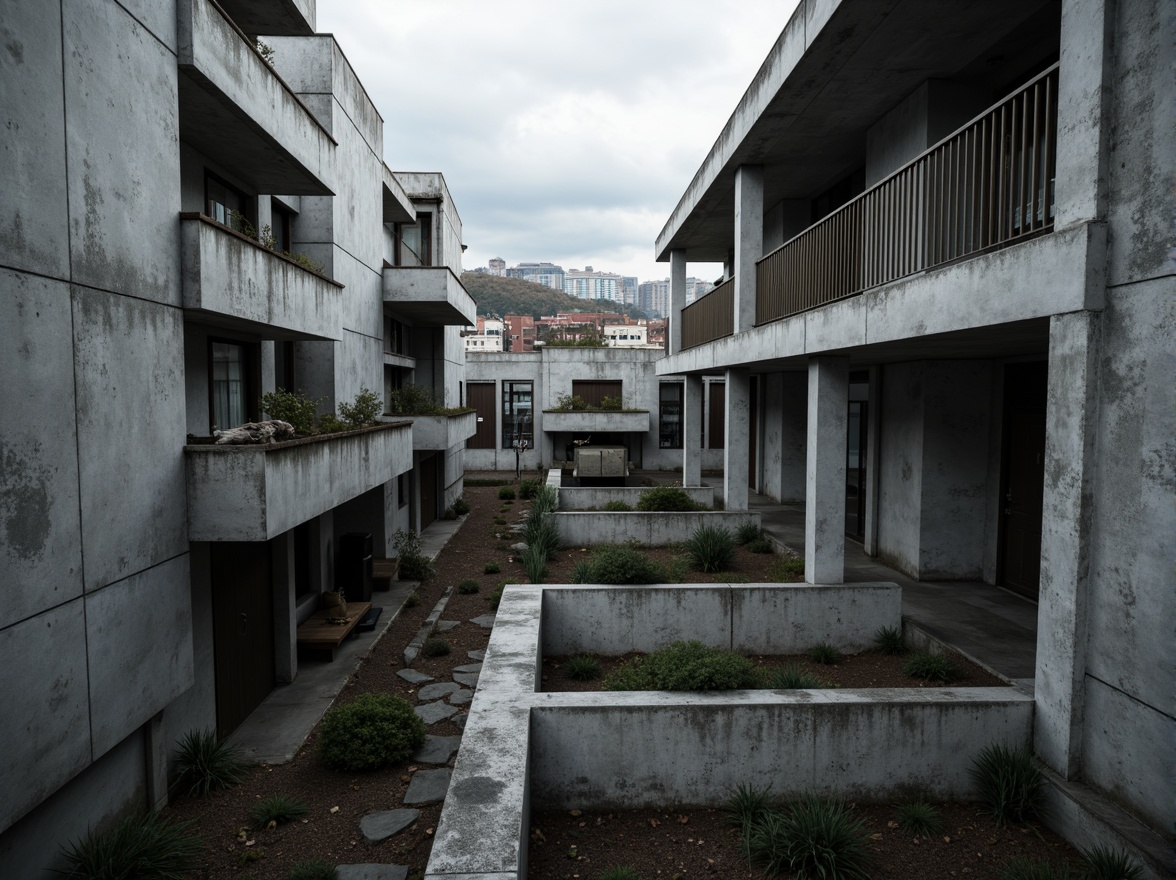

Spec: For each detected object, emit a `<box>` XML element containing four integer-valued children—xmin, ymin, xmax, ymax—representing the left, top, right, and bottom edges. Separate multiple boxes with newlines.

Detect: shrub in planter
<box><xmin>458</xmin><ymin>578</ymin><xmax>480</xmax><ymax>594</ymax></box>
<box><xmin>684</xmin><ymin>525</ymin><xmax>736</xmax><ymax>572</ymax></box>
<box><xmin>484</xmin><ymin>561</ymin><xmax>501</xmax><ymax>574</ymax></box>
<box><xmin>582</xmin><ymin>544</ymin><xmax>665</xmax><ymax>585</ymax></box>
<box><xmin>564</xmin><ymin>654</ymin><xmax>602</xmax><ymax>681</ymax></box>
<box><xmin>769</xmin><ymin>556</ymin><xmax>805</xmax><ymax>581</ymax></box>
<box><xmin>393</xmin><ymin>529</ymin><xmax>434</xmax><ymax>581</ymax></box>
<box><xmin>746</xmin><ymin>794</ymin><xmax>872</xmax><ymax>880</ymax></box>
<box><xmin>497</xmin><ymin>486</ymin><xmax>516</xmax><ymax>500</ymax></box>
<box><xmin>259</xmin><ymin>389</ymin><xmax>322</xmax><ymax>436</ymax></box>
<box><xmin>59</xmin><ymin>812</ymin><xmax>202</xmax><ymax>880</ymax></box>
<box><xmin>903</xmin><ymin>650</ymin><xmax>960</xmax><ymax>682</ymax></box>
<box><xmin>747</xmin><ymin>537</ymin><xmax>775</xmax><ymax>554</ymax></box>
<box><xmin>521</xmin><ymin>545</ymin><xmax>547</xmax><ymax>583</ymax></box>
<box><xmin>873</xmin><ymin>625</ymin><xmax>908</xmax><ymax>655</ymax></box>
<box><xmin>337</xmin><ymin>388</ymin><xmax>382</xmax><ymax>429</ymax></box>
<box><xmin>604</xmin><ymin>500</ymin><xmax>633</xmax><ymax>511</ymax></box>
<box><xmin>807</xmin><ymin>643</ymin><xmax>843</xmax><ymax>665</ymax></box>
<box><xmin>422</xmin><ymin>637</ymin><xmax>451</xmax><ymax>658</ymax></box>
<box><xmin>174</xmin><ymin>729</ymin><xmax>247</xmax><ymax>796</ymax></box>
<box><xmin>518</xmin><ymin>478</ymin><xmax>541</xmax><ymax>500</ymax></box>
<box><xmin>969</xmin><ymin>744</ymin><xmax>1042</xmax><ymax>825</ymax></box>
<box><xmin>736</xmin><ymin>522</ymin><xmax>763</xmax><ymax>545</ymax></box>
<box><xmin>317</xmin><ymin>694</ymin><xmax>425</xmax><ymax>773</ymax></box>
<box><xmin>604</xmin><ymin>640</ymin><xmax>758</xmax><ymax>691</ymax></box>
<box><xmin>768</xmin><ymin>664</ymin><xmax>827</xmax><ymax>689</ymax></box>
<box><xmin>636</xmin><ymin>486</ymin><xmax>700</xmax><ymax>511</ymax></box>
<box><xmin>895</xmin><ymin>798</ymin><xmax>944</xmax><ymax>838</ymax></box>
<box><xmin>252</xmin><ymin>794</ymin><xmax>310</xmax><ymax>829</ymax></box>
<box><xmin>452</xmin><ymin>496</ymin><xmax>471</xmax><ymax>515</ymax></box>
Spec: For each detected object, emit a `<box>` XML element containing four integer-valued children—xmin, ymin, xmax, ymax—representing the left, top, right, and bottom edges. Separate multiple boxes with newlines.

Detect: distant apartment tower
<box><xmin>564</xmin><ymin>266</ymin><xmax>625</xmax><ymax>303</ymax></box>
<box><xmin>621</xmin><ymin>276</ymin><xmax>639</xmax><ymax>306</ymax></box>
<box><xmin>638</xmin><ymin>278</ymin><xmax>670</xmax><ymax>316</ymax></box>
<box><xmin>506</xmin><ymin>261</ymin><xmax>565</xmax><ymax>290</ymax></box>
<box><xmin>487</xmin><ymin>257</ymin><xmax>506</xmax><ymax>276</ymax></box>
<box><xmin>685</xmin><ymin>276</ymin><xmax>715</xmax><ymax>305</ymax></box>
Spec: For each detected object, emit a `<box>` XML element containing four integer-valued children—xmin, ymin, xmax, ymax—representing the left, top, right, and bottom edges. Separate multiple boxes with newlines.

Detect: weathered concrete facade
<box><xmin>654</xmin><ymin>0</ymin><xmax>1174</xmax><ymax>868</ymax></box>
<box><xmin>0</xmin><ymin>1</ymin><xmax>471</xmax><ymax>873</ymax></box>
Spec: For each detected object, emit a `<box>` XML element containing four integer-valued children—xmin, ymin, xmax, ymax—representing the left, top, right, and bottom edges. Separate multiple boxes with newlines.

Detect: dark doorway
<box><xmin>211</xmin><ymin>542</ymin><xmax>275</xmax><ymax>739</ymax></box>
<box><xmin>707</xmin><ymin>383</ymin><xmax>725</xmax><ymax>448</ymax></box>
<box><xmin>748</xmin><ymin>376</ymin><xmax>758</xmax><ymax>489</ymax></box>
<box><xmin>467</xmin><ymin>382</ymin><xmax>496</xmax><ymax>449</ymax></box>
<box><xmin>999</xmin><ymin>362</ymin><xmax>1048</xmax><ymax>599</ymax></box>
<box><xmin>419</xmin><ymin>454</ymin><xmax>438</xmax><ymax>530</ymax></box>
<box><xmin>845</xmin><ymin>372</ymin><xmax>870</xmax><ymax>539</ymax></box>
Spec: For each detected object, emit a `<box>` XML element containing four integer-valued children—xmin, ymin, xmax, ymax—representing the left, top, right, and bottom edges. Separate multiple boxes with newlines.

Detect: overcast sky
<box><xmin>315</xmin><ymin>1</ymin><xmax>801</xmax><ymax>284</ymax></box>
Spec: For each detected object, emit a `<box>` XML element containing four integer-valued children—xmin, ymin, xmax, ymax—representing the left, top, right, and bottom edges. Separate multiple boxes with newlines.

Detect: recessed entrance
<box><xmin>211</xmin><ymin>542</ymin><xmax>275</xmax><ymax>738</ymax></box>
<box><xmin>999</xmin><ymin>362</ymin><xmax>1047</xmax><ymax>600</ymax></box>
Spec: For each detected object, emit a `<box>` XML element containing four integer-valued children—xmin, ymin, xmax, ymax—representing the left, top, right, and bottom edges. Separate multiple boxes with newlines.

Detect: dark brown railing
<box><xmin>756</xmin><ymin>64</ymin><xmax>1058</xmax><ymax>325</ymax></box>
<box><xmin>680</xmin><ymin>277</ymin><xmax>734</xmax><ymax>349</ymax></box>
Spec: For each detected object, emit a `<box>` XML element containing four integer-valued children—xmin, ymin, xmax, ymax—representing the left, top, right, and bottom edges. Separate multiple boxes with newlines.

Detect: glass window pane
<box><xmin>211</xmin><ymin>342</ymin><xmax>247</xmax><ymax>431</ymax></box>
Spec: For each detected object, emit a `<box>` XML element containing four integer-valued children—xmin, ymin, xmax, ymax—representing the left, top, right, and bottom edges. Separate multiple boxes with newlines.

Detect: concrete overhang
<box><xmin>382</xmin><ymin>165</ymin><xmax>417</xmax><ymax>225</ymax></box>
<box><xmin>383</xmin><ymin>411</ymin><xmax>478</xmax><ymax>451</ymax></box>
<box><xmin>180</xmin><ymin>213</ymin><xmax>342</xmax><ymax>341</ymax></box>
<box><xmin>383</xmin><ymin>266</ymin><xmax>478</xmax><ymax>327</ymax></box>
<box><xmin>218</xmin><ymin>0</ymin><xmax>315</xmax><ymax>36</ymax></box>
<box><xmin>178</xmin><ymin>0</ymin><xmax>335</xmax><ymax>196</ymax></box>
<box><xmin>184</xmin><ymin>422</ymin><xmax>412</xmax><ymax>542</ymax></box>
<box><xmin>541</xmin><ymin>411</ymin><xmax>652</xmax><ymax>435</ymax></box>
<box><xmin>655</xmin><ymin>0</ymin><xmax>1059</xmax><ymax>262</ymax></box>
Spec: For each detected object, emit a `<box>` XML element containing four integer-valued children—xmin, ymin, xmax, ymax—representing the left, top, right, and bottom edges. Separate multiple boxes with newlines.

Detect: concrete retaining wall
<box><xmin>555</xmin><ymin>485</ymin><xmax>715</xmax><ymax>510</ymax></box>
<box><xmin>552</xmin><ymin>510</ymin><xmax>759</xmax><ymax>546</ymax></box>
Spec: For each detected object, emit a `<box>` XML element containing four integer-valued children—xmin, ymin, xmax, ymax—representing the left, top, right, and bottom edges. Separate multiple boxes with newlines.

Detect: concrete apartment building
<box><xmin>0</xmin><ymin>0</ymin><xmax>474</xmax><ymax>872</ymax></box>
<box><xmin>657</xmin><ymin>0</ymin><xmax>1173</xmax><ymax>863</ymax></box>
<box><xmin>505</xmin><ymin>260</ymin><xmax>565</xmax><ymax>290</ymax></box>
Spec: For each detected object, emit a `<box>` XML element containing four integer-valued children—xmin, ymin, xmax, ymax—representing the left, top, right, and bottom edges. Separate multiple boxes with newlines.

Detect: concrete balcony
<box><xmin>384</xmin><ymin>411</ymin><xmax>478</xmax><ymax>451</ymax></box>
<box><xmin>217</xmin><ymin>0</ymin><xmax>315</xmax><ymax>37</ymax></box>
<box><xmin>383</xmin><ymin>267</ymin><xmax>477</xmax><ymax>327</ymax></box>
<box><xmin>180</xmin><ymin>214</ymin><xmax>342</xmax><ymax>340</ymax></box>
<box><xmin>542</xmin><ymin>410</ymin><xmax>651</xmax><ymax>434</ymax></box>
<box><xmin>177</xmin><ymin>0</ymin><xmax>335</xmax><ymax>195</ymax></box>
<box><xmin>185</xmin><ymin>422</ymin><xmax>412</xmax><ymax>542</ymax></box>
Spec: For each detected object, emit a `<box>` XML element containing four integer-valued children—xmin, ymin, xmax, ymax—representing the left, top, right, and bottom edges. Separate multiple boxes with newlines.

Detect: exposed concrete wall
<box><xmin>556</xmin><ymin>486</ymin><xmax>715</xmax><ymax>511</ymax></box>
<box><xmin>553</xmin><ymin>511</ymin><xmax>760</xmax><ymax>548</ymax></box>
<box><xmin>760</xmin><ymin>371</ymin><xmax>807</xmax><ymax>503</ymax></box>
<box><xmin>877</xmin><ymin>362</ymin><xmax>923</xmax><ymax>576</ymax></box>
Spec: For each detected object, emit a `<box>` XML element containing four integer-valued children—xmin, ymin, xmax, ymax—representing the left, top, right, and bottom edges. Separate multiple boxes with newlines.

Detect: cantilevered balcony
<box><xmin>185</xmin><ymin>423</ymin><xmax>412</xmax><ymax>542</ymax></box>
<box><xmin>177</xmin><ymin>0</ymin><xmax>335</xmax><ymax>195</ymax></box>
<box><xmin>542</xmin><ymin>410</ymin><xmax>652</xmax><ymax>434</ymax></box>
<box><xmin>392</xmin><ymin>411</ymin><xmax>478</xmax><ymax>451</ymax></box>
<box><xmin>383</xmin><ymin>266</ymin><xmax>477</xmax><ymax>328</ymax></box>
<box><xmin>180</xmin><ymin>213</ymin><xmax>342</xmax><ymax>340</ymax></box>
<box><xmin>216</xmin><ymin>0</ymin><xmax>315</xmax><ymax>37</ymax></box>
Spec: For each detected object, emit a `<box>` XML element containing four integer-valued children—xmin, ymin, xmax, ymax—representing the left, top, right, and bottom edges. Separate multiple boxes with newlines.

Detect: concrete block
<box><xmin>0</xmin><ymin>272</ymin><xmax>83</xmax><ymax>629</ymax></box>
<box><xmin>85</xmin><ymin>556</ymin><xmax>194</xmax><ymax>760</ymax></box>
<box><xmin>71</xmin><ymin>289</ymin><xmax>187</xmax><ymax>591</ymax></box>
<box><xmin>64</xmin><ymin>0</ymin><xmax>180</xmax><ymax>305</ymax></box>
<box><xmin>0</xmin><ymin>0</ymin><xmax>69</xmax><ymax>278</ymax></box>
<box><xmin>0</xmin><ymin>601</ymin><xmax>91</xmax><ymax>835</ymax></box>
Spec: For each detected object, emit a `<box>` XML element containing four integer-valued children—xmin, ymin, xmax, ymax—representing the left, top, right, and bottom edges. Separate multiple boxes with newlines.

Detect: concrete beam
<box><xmin>805</xmin><ymin>356</ymin><xmax>848</xmax><ymax>583</ymax></box>
<box><xmin>723</xmin><ymin>368</ymin><xmax>751</xmax><ymax>510</ymax></box>
<box><xmin>734</xmin><ymin>165</ymin><xmax>763</xmax><ymax>333</ymax></box>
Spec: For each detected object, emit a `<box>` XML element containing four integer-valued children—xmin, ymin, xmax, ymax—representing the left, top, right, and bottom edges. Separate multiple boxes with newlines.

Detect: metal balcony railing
<box><xmin>680</xmin><ymin>277</ymin><xmax>734</xmax><ymax>349</ymax></box>
<box><xmin>756</xmin><ymin>64</ymin><xmax>1059</xmax><ymax>325</ymax></box>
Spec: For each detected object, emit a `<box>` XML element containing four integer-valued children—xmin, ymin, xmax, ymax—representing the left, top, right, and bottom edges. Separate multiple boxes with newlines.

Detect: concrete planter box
<box><xmin>394</xmin><ymin>411</ymin><xmax>477</xmax><ymax>451</ymax></box>
<box><xmin>180</xmin><ymin>215</ymin><xmax>342</xmax><ymax>340</ymax></box>
<box><xmin>383</xmin><ymin>266</ymin><xmax>477</xmax><ymax>327</ymax></box>
<box><xmin>541</xmin><ymin>410</ymin><xmax>651</xmax><ymax>434</ymax></box>
<box><xmin>553</xmin><ymin>510</ymin><xmax>758</xmax><ymax>546</ymax></box>
<box><xmin>184</xmin><ymin>422</ymin><xmax>412</xmax><ymax>542</ymax></box>
<box><xmin>177</xmin><ymin>0</ymin><xmax>334</xmax><ymax>195</ymax></box>
<box><xmin>425</xmin><ymin>584</ymin><xmax>1032</xmax><ymax>879</ymax></box>
<box><xmin>557</xmin><ymin>485</ymin><xmax>714</xmax><ymax>510</ymax></box>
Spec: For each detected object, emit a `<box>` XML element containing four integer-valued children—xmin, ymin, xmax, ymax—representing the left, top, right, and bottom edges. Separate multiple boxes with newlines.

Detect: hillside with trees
<box><xmin>460</xmin><ymin>272</ymin><xmax>647</xmax><ymax>320</ymax></box>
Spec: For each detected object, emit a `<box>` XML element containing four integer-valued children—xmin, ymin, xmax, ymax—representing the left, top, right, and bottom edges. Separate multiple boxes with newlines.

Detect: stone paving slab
<box><xmin>470</xmin><ymin>614</ymin><xmax>496</xmax><ymax>629</ymax></box>
<box><xmin>467</xmin><ymin>650</ymin><xmax>485</xmax><ymax>661</ymax></box>
<box><xmin>453</xmin><ymin>663</ymin><xmax>483</xmax><ymax>673</ymax></box>
<box><xmin>435</xmin><ymin>619</ymin><xmax>460</xmax><ymax>632</ymax></box>
<box><xmin>336</xmin><ymin>865</ymin><xmax>407</xmax><ymax>880</ymax></box>
<box><xmin>359</xmin><ymin>809</ymin><xmax>419</xmax><ymax>844</ymax></box>
<box><xmin>454</xmin><ymin>713</ymin><xmax>468</xmax><ymax>731</ymax></box>
<box><xmin>448</xmin><ymin>688</ymin><xmax>474</xmax><ymax>706</ymax></box>
<box><xmin>412</xmin><ymin>734</ymin><xmax>462</xmax><ymax>765</ymax></box>
<box><xmin>417</xmin><ymin>681</ymin><xmax>461</xmax><ymax>702</ymax></box>
<box><xmin>415</xmin><ymin>701</ymin><xmax>458</xmax><ymax>725</ymax></box>
<box><xmin>405</xmin><ymin>587</ymin><xmax>454</xmax><ymax>665</ymax></box>
<box><xmin>453</xmin><ymin>672</ymin><xmax>479</xmax><ymax>688</ymax></box>
<box><xmin>397</xmin><ymin>669</ymin><xmax>433</xmax><ymax>684</ymax></box>
<box><xmin>403</xmin><ymin>768</ymin><xmax>452</xmax><ymax>805</ymax></box>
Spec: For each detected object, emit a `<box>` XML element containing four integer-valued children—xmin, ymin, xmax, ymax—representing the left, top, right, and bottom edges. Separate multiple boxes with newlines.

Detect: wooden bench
<box><xmin>372</xmin><ymin>558</ymin><xmax>399</xmax><ymax>591</ymax></box>
<box><xmin>296</xmin><ymin>601</ymin><xmax>372</xmax><ymax>661</ymax></box>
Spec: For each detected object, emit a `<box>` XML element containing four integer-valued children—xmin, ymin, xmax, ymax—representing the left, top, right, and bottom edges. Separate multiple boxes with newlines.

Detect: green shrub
<box><xmin>747</xmin><ymin>537</ymin><xmax>775</xmax><ymax>554</ymax></box>
<box><xmin>746</xmin><ymin>795</ymin><xmax>872</xmax><ymax>880</ymax></box>
<box><xmin>684</xmin><ymin>525</ymin><xmax>736</xmax><ymax>572</ymax></box>
<box><xmin>903</xmin><ymin>650</ymin><xmax>960</xmax><ymax>682</ymax></box>
<box><xmin>768</xmin><ymin>664</ymin><xmax>827</xmax><ymax>689</ymax></box>
<box><xmin>442</xmin><ymin>506</ymin><xmax>457</xmax><ymax>520</ymax></box>
<box><xmin>386</xmin><ymin>384</ymin><xmax>446</xmax><ymax>416</ymax></box>
<box><xmin>999</xmin><ymin>858</ymin><xmax>1072</xmax><ymax>880</ymax></box>
<box><xmin>581</xmin><ymin>544</ymin><xmax>665</xmax><ymax>585</ymax></box>
<box><xmin>259</xmin><ymin>389</ymin><xmax>322</xmax><ymax>436</ymax></box>
<box><xmin>598</xmin><ymin>394</ymin><xmax>624</xmax><ymax>410</ymax></box>
<box><xmin>521</xmin><ymin>545</ymin><xmax>547</xmax><ymax>583</ymax></box>
<box><xmin>458</xmin><ymin>578</ymin><xmax>480</xmax><ymax>594</ymax></box>
<box><xmin>636</xmin><ymin>486</ymin><xmax>700</xmax><ymax>511</ymax></box>
<box><xmin>604</xmin><ymin>500</ymin><xmax>633</xmax><ymax>511</ymax></box>
<box><xmin>524</xmin><ymin>518</ymin><xmax>561</xmax><ymax>563</ymax></box>
<box><xmin>895</xmin><ymin>798</ymin><xmax>944</xmax><ymax>838</ymax></box>
<box><xmin>452</xmin><ymin>496</ymin><xmax>471</xmax><ymax>515</ymax></box>
<box><xmin>484</xmin><ymin>561</ymin><xmax>501</xmax><ymax>574</ymax></box>
<box><xmin>337</xmin><ymin>388</ymin><xmax>381</xmax><ymax>429</ymax></box>
<box><xmin>174</xmin><ymin>729</ymin><xmax>247</xmax><ymax>796</ymax></box>
<box><xmin>403</xmin><ymin>590</ymin><xmax>420</xmax><ymax>609</ymax></box>
<box><xmin>564</xmin><ymin>654</ymin><xmax>602</xmax><ymax>681</ymax></box>
<box><xmin>769</xmin><ymin>556</ymin><xmax>805</xmax><ymax>581</ymax></box>
<box><xmin>873</xmin><ymin>625</ymin><xmax>908</xmax><ymax>655</ymax></box>
<box><xmin>288</xmin><ymin>860</ymin><xmax>338</xmax><ymax>880</ymax></box>
<box><xmin>488</xmin><ymin>580</ymin><xmax>517</xmax><ymax>611</ymax></box>
<box><xmin>807</xmin><ymin>643</ymin><xmax>843</xmax><ymax>665</ymax></box>
<box><xmin>1081</xmin><ymin>846</ymin><xmax>1143</xmax><ymax>880</ymax></box>
<box><xmin>317</xmin><ymin>694</ymin><xmax>425</xmax><ymax>773</ymax></box>
<box><xmin>252</xmin><ymin>794</ymin><xmax>309</xmax><ymax>829</ymax></box>
<box><xmin>317</xmin><ymin>412</ymin><xmax>345</xmax><ymax>434</ymax></box>
<box><xmin>393</xmin><ymin>530</ymin><xmax>435</xmax><ymax>582</ymax></box>
<box><xmin>498</xmin><ymin>486</ymin><xmax>516</xmax><ymax>500</ymax></box>
<box><xmin>571</xmin><ymin>560</ymin><xmax>594</xmax><ymax>583</ymax></box>
<box><xmin>736</xmin><ymin>522</ymin><xmax>763</xmax><ymax>545</ymax></box>
<box><xmin>518</xmin><ymin>478</ymin><xmax>541</xmax><ymax>500</ymax></box>
<box><xmin>531</xmin><ymin>484</ymin><xmax>559</xmax><ymax>515</ymax></box>
<box><xmin>422</xmin><ymin>637</ymin><xmax>451</xmax><ymax>658</ymax></box>
<box><xmin>603</xmin><ymin>640</ymin><xmax>758</xmax><ymax>691</ymax></box>
<box><xmin>969</xmin><ymin>744</ymin><xmax>1042</xmax><ymax>825</ymax></box>
<box><xmin>59</xmin><ymin>812</ymin><xmax>202</xmax><ymax>880</ymax></box>
<box><xmin>596</xmin><ymin>867</ymin><xmax>641</xmax><ymax>880</ymax></box>
<box><xmin>553</xmin><ymin>393</ymin><xmax>591</xmax><ymax>411</ymax></box>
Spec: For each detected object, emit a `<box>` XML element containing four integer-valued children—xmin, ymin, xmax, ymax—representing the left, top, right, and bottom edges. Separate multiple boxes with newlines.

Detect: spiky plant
<box><xmin>174</xmin><ymin>729</ymin><xmax>247</xmax><ymax>796</ymax></box>
<box><xmin>969</xmin><ymin>744</ymin><xmax>1042</xmax><ymax>824</ymax></box>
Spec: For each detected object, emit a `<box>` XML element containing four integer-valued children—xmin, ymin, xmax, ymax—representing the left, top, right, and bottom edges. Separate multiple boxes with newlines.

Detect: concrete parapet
<box><xmin>399</xmin><ymin>412</ymin><xmax>478</xmax><ymax>451</ymax></box>
<box><xmin>552</xmin><ymin>510</ymin><xmax>759</xmax><ymax>547</ymax></box>
<box><xmin>555</xmin><ymin>485</ymin><xmax>714</xmax><ymax>510</ymax></box>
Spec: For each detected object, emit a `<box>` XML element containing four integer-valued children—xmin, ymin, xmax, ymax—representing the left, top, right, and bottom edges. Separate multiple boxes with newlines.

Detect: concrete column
<box><xmin>863</xmin><ymin>365</ymin><xmax>882</xmax><ymax>557</ymax></box>
<box><xmin>259</xmin><ymin>340</ymin><xmax>276</xmax><ymax>396</ymax></box>
<box><xmin>144</xmin><ymin>712</ymin><xmax>168</xmax><ymax>812</ymax></box>
<box><xmin>805</xmin><ymin>356</ymin><xmax>848</xmax><ymax>584</ymax></box>
<box><xmin>1035</xmin><ymin>311</ymin><xmax>1100</xmax><ymax>778</ymax></box>
<box><xmin>723</xmin><ymin>368</ymin><xmax>751</xmax><ymax>511</ymax></box>
<box><xmin>734</xmin><ymin>165</ymin><xmax>763</xmax><ymax>333</ymax></box>
<box><xmin>272</xmin><ymin>531</ymin><xmax>297</xmax><ymax>684</ymax></box>
<box><xmin>683</xmin><ymin>375</ymin><xmax>703</xmax><ymax>486</ymax></box>
<box><xmin>669</xmin><ymin>249</ymin><xmax>687</xmax><ymax>355</ymax></box>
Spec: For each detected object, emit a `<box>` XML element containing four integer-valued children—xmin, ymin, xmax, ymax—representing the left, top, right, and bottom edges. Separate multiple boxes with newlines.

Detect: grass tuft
<box><xmin>604</xmin><ymin>500</ymin><xmax>633</xmax><ymax>511</ymax></box>
<box><xmin>725</xmin><ymin>783</ymin><xmax>774</xmax><ymax>833</ymax></box>
<box><xmin>422</xmin><ymin>637</ymin><xmax>451</xmax><ymax>658</ymax></box>
<box><xmin>497</xmin><ymin>486</ymin><xmax>516</xmax><ymax>500</ymax></box>
<box><xmin>735</xmin><ymin>522</ymin><xmax>763</xmax><ymax>545</ymax></box>
<box><xmin>564</xmin><ymin>654</ymin><xmax>603</xmax><ymax>681</ymax></box>
<box><xmin>251</xmin><ymin>794</ymin><xmax>310</xmax><ymax>829</ymax></box>
<box><xmin>903</xmin><ymin>650</ymin><xmax>960</xmax><ymax>682</ymax></box>
<box><xmin>747</xmin><ymin>537</ymin><xmax>775</xmax><ymax>554</ymax></box>
<box><xmin>969</xmin><ymin>744</ymin><xmax>1042</xmax><ymax>825</ymax></box>
<box><xmin>521</xmin><ymin>545</ymin><xmax>547</xmax><ymax>583</ymax></box>
<box><xmin>767</xmin><ymin>664</ymin><xmax>827</xmax><ymax>689</ymax></box>
<box><xmin>683</xmin><ymin>525</ymin><xmax>736</xmax><ymax>573</ymax></box>
<box><xmin>1080</xmin><ymin>845</ymin><xmax>1143</xmax><ymax>880</ymax></box>
<box><xmin>603</xmin><ymin>640</ymin><xmax>758</xmax><ymax>692</ymax></box>
<box><xmin>745</xmin><ymin>794</ymin><xmax>872</xmax><ymax>880</ymax></box>
<box><xmin>484</xmin><ymin>561</ymin><xmax>501</xmax><ymax>574</ymax></box>
<box><xmin>807</xmin><ymin>643</ymin><xmax>843</xmax><ymax>665</ymax></box>
<box><xmin>768</xmin><ymin>556</ymin><xmax>805</xmax><ymax>582</ymax></box>
<box><xmin>458</xmin><ymin>578</ymin><xmax>480</xmax><ymax>594</ymax></box>
<box><xmin>636</xmin><ymin>486</ymin><xmax>701</xmax><ymax>511</ymax></box>
<box><xmin>895</xmin><ymin>797</ymin><xmax>945</xmax><ymax>838</ymax></box>
<box><xmin>999</xmin><ymin>857</ymin><xmax>1073</xmax><ymax>880</ymax></box>
<box><xmin>873</xmin><ymin>625</ymin><xmax>908</xmax><ymax>655</ymax></box>
<box><xmin>174</xmin><ymin>729</ymin><xmax>247</xmax><ymax>796</ymax></box>
<box><xmin>58</xmin><ymin>812</ymin><xmax>202</xmax><ymax>880</ymax></box>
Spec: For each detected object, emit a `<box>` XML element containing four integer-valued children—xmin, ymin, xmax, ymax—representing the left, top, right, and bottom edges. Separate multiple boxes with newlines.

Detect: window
<box><xmin>659</xmin><ymin>382</ymin><xmax>683</xmax><ymax>448</ymax></box>
<box><xmin>205</xmin><ymin>171</ymin><xmax>249</xmax><ymax>229</ymax></box>
<box><xmin>209</xmin><ymin>339</ymin><xmax>258</xmax><ymax>432</ymax></box>
<box><xmin>270</xmin><ymin>199</ymin><xmax>293</xmax><ymax>252</ymax></box>
<box><xmin>571</xmin><ymin>380</ymin><xmax>621</xmax><ymax>408</ymax></box>
<box><xmin>502</xmin><ymin>381</ymin><xmax>533</xmax><ymax>449</ymax></box>
<box><xmin>275</xmin><ymin>340</ymin><xmax>295</xmax><ymax>392</ymax></box>
<box><xmin>397</xmin><ymin>213</ymin><xmax>432</xmax><ymax>266</ymax></box>
<box><xmin>707</xmin><ymin>382</ymin><xmax>725</xmax><ymax>449</ymax></box>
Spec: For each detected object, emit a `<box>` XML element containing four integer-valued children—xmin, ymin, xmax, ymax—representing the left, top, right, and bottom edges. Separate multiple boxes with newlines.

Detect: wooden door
<box><xmin>467</xmin><ymin>383</ymin><xmax>496</xmax><ymax>449</ymax></box>
<box><xmin>419</xmin><ymin>454</ymin><xmax>438</xmax><ymax>530</ymax></box>
<box><xmin>708</xmin><ymin>383</ymin><xmax>725</xmax><ymax>448</ymax></box>
<box><xmin>211</xmin><ymin>542</ymin><xmax>275</xmax><ymax>739</ymax></box>
<box><xmin>999</xmin><ymin>363</ymin><xmax>1047</xmax><ymax>599</ymax></box>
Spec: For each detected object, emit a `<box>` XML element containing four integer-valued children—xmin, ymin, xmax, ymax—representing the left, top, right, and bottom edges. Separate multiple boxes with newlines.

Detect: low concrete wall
<box><xmin>556</xmin><ymin>485</ymin><xmax>715</xmax><ymax>510</ymax></box>
<box><xmin>542</xmin><ymin>584</ymin><xmax>901</xmax><ymax>655</ymax></box>
<box><xmin>553</xmin><ymin>510</ymin><xmax>759</xmax><ymax>546</ymax></box>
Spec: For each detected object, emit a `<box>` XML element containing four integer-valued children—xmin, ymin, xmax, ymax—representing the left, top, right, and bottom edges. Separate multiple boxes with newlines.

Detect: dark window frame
<box><xmin>207</xmin><ymin>336</ymin><xmax>260</xmax><ymax>434</ymax></box>
<box><xmin>501</xmin><ymin>380</ymin><xmax>534</xmax><ymax>450</ymax></box>
<box><xmin>204</xmin><ymin>170</ymin><xmax>252</xmax><ymax>230</ymax></box>
<box><xmin>658</xmin><ymin>382</ymin><xmax>683</xmax><ymax>449</ymax></box>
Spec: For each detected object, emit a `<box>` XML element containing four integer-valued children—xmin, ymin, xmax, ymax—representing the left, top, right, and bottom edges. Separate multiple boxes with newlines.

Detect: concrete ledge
<box><xmin>383</xmin><ymin>266</ymin><xmax>477</xmax><ymax>327</ymax></box>
<box><xmin>552</xmin><ymin>510</ymin><xmax>759</xmax><ymax>546</ymax></box>
<box><xmin>399</xmin><ymin>412</ymin><xmax>478</xmax><ymax>451</ymax></box>
<box><xmin>555</xmin><ymin>485</ymin><xmax>714</xmax><ymax>510</ymax></box>
<box><xmin>541</xmin><ymin>410</ymin><xmax>651</xmax><ymax>434</ymax></box>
